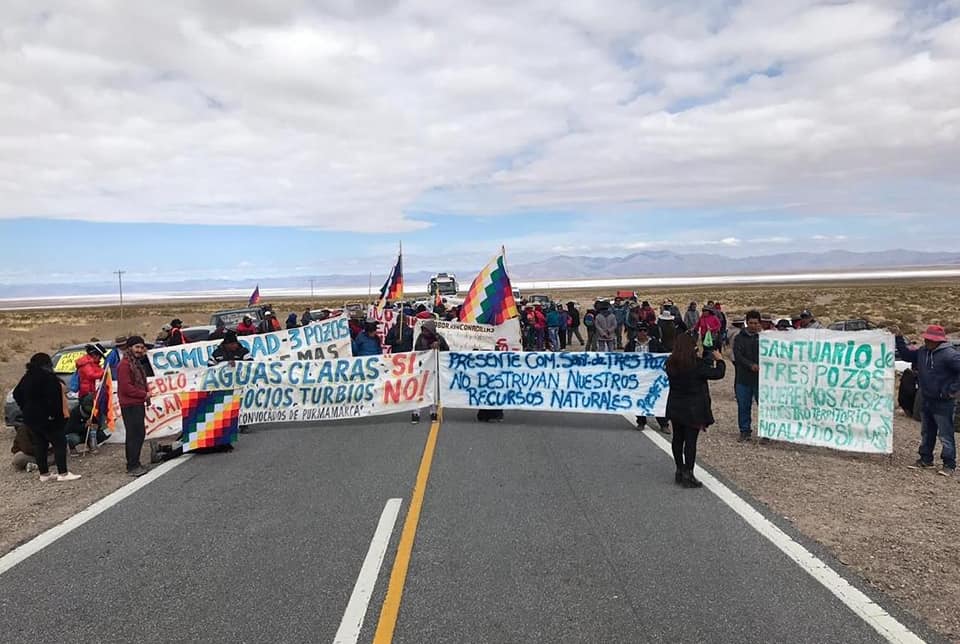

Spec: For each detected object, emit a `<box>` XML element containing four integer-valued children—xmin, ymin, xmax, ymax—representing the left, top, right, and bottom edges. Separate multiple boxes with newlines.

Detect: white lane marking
<box><xmin>639</xmin><ymin>426</ymin><xmax>924</xmax><ymax>644</ymax></box>
<box><xmin>0</xmin><ymin>455</ymin><xmax>193</xmax><ymax>576</ymax></box>
<box><xmin>334</xmin><ymin>498</ymin><xmax>403</xmax><ymax>644</ymax></box>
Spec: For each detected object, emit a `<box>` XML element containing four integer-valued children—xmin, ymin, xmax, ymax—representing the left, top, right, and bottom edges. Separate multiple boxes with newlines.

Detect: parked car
<box><xmin>4</xmin><ymin>340</ymin><xmax>133</xmax><ymax>428</ymax></box>
<box><xmin>827</xmin><ymin>319</ymin><xmax>876</xmax><ymax>331</ymax></box>
<box><xmin>155</xmin><ymin>325</ymin><xmax>215</xmax><ymax>346</ymax></box>
<box><xmin>209</xmin><ymin>305</ymin><xmax>272</xmax><ymax>331</ymax></box>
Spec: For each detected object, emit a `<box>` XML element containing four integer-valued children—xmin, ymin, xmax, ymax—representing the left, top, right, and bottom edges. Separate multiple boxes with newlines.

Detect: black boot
<box><xmin>681</xmin><ymin>469</ymin><xmax>703</xmax><ymax>489</ymax></box>
<box><xmin>674</xmin><ymin>469</ymin><xmax>683</xmax><ymax>484</ymax></box>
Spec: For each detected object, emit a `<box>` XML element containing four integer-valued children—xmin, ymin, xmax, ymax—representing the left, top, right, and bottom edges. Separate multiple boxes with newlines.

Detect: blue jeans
<box><xmin>548</xmin><ymin>327</ymin><xmax>560</xmax><ymax>351</ymax></box>
<box><xmin>735</xmin><ymin>382</ymin><xmax>759</xmax><ymax>435</ymax></box>
<box><xmin>919</xmin><ymin>397</ymin><xmax>957</xmax><ymax>469</ymax></box>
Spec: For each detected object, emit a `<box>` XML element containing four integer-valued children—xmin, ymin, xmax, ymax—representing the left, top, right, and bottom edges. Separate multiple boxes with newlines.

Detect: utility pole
<box><xmin>114</xmin><ymin>270</ymin><xmax>126</xmax><ymax>320</ymax></box>
<box><xmin>309</xmin><ymin>278</ymin><xmax>315</xmax><ymax>298</ymax></box>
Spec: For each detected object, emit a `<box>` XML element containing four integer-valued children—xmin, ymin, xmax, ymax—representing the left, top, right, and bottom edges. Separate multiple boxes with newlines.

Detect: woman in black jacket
<box><xmin>12</xmin><ymin>353</ymin><xmax>81</xmax><ymax>482</ymax></box>
<box><xmin>665</xmin><ymin>334</ymin><xmax>725</xmax><ymax>488</ymax></box>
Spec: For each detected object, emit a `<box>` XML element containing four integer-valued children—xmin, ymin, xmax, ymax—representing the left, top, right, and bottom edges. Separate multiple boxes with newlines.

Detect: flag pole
<box><xmin>398</xmin><ymin>241</ymin><xmax>404</xmax><ymax>334</ymax></box>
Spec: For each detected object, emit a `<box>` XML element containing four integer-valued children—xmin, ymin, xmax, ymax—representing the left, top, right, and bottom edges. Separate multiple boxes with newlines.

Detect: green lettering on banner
<box><xmin>757</xmin><ymin>329</ymin><xmax>895</xmax><ymax>454</ymax></box>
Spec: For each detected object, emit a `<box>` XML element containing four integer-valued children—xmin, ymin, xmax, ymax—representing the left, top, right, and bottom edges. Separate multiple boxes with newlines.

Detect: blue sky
<box><xmin>1</xmin><ymin>2</ymin><xmax>958</xmax><ymax>286</ymax></box>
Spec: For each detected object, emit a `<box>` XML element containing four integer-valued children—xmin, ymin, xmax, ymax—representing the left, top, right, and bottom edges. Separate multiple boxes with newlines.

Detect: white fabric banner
<box><xmin>758</xmin><ymin>329</ymin><xmax>895</xmax><ymax>454</ymax></box>
<box><xmin>413</xmin><ymin>318</ymin><xmax>522</xmax><ymax>352</ymax></box>
<box><xmin>148</xmin><ymin>316</ymin><xmax>353</xmax><ymax>373</ymax></box>
<box><xmin>439</xmin><ymin>351</ymin><xmax>668</xmax><ymax>415</ymax></box>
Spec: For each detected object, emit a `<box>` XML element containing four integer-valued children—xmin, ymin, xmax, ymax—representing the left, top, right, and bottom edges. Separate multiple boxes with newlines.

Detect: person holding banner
<box><xmin>626</xmin><ymin>323</ymin><xmax>669</xmax><ymax>433</ymax></box>
<box><xmin>895</xmin><ymin>325</ymin><xmax>960</xmax><ymax>476</ymax></box>
<box><xmin>412</xmin><ymin>320</ymin><xmax>448</xmax><ymax>424</ymax></box>
<box><xmin>353</xmin><ymin>319</ymin><xmax>383</xmax><ymax>356</ymax></box>
<box><xmin>665</xmin><ymin>334</ymin><xmax>726</xmax><ymax>488</ymax></box>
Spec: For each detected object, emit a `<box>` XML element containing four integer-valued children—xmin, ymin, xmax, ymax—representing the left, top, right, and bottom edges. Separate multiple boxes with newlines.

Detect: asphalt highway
<box><xmin>0</xmin><ymin>410</ymin><xmax>920</xmax><ymax>643</ymax></box>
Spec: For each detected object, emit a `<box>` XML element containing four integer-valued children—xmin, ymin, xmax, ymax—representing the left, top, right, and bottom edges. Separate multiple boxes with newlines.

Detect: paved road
<box><xmin>0</xmin><ymin>409</ymin><xmax>909</xmax><ymax>643</ymax></box>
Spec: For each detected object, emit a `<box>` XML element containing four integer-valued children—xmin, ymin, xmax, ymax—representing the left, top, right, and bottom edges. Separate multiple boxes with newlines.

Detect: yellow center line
<box><xmin>373</xmin><ymin>407</ymin><xmax>443</xmax><ymax>643</ymax></box>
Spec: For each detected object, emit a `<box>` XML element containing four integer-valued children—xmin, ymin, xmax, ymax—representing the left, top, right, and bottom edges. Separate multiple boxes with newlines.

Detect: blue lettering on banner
<box><xmin>440</xmin><ymin>351</ymin><xmax>669</xmax><ymax>416</ymax></box>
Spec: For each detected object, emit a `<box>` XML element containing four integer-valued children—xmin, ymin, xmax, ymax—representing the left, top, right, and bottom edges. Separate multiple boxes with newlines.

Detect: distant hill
<box><xmin>3</xmin><ymin>249</ymin><xmax>960</xmax><ymax>298</ymax></box>
<box><xmin>507</xmin><ymin>249</ymin><xmax>960</xmax><ymax>280</ymax></box>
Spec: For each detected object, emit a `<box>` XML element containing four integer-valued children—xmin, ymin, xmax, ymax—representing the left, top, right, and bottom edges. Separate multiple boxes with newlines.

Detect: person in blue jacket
<box><xmin>895</xmin><ymin>324</ymin><xmax>960</xmax><ymax>476</ymax></box>
<box><xmin>352</xmin><ymin>319</ymin><xmax>383</xmax><ymax>356</ymax></box>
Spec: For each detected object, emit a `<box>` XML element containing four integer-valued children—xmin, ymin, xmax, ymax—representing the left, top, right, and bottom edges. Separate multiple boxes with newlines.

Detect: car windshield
<box><xmin>51</xmin><ymin>348</ymin><xmax>89</xmax><ymax>374</ymax></box>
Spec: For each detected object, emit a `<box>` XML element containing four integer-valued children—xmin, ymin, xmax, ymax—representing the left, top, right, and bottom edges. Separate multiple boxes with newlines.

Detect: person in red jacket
<box><xmin>695</xmin><ymin>305</ymin><xmax>722</xmax><ymax>345</ymax></box>
<box><xmin>118</xmin><ymin>335</ymin><xmax>151</xmax><ymax>477</ymax></box>
<box><xmin>236</xmin><ymin>315</ymin><xmax>258</xmax><ymax>336</ymax></box>
<box><xmin>75</xmin><ymin>345</ymin><xmax>105</xmax><ymax>399</ymax></box>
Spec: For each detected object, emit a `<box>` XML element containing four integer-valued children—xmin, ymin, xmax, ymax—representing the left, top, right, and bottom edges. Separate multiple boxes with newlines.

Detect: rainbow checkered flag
<box><xmin>459</xmin><ymin>248</ymin><xmax>519</xmax><ymax>325</ymax></box>
<box><xmin>178</xmin><ymin>390</ymin><xmax>242</xmax><ymax>452</ymax></box>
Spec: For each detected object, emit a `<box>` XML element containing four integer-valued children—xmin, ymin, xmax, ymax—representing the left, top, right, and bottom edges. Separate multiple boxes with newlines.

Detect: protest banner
<box><xmin>148</xmin><ymin>316</ymin><xmax>352</xmax><ymax>373</ymax></box>
<box><xmin>413</xmin><ymin>318</ymin><xmax>522</xmax><ymax>352</ymax></box>
<box><xmin>758</xmin><ymin>329</ymin><xmax>895</xmax><ymax>454</ymax></box>
<box><xmin>162</xmin><ymin>351</ymin><xmax>437</xmax><ymax>425</ymax></box>
<box><xmin>440</xmin><ymin>351</ymin><xmax>669</xmax><ymax>415</ymax></box>
<box><xmin>366</xmin><ymin>306</ymin><xmax>417</xmax><ymax>354</ymax></box>
<box><xmin>105</xmin><ymin>373</ymin><xmax>187</xmax><ymax>443</ymax></box>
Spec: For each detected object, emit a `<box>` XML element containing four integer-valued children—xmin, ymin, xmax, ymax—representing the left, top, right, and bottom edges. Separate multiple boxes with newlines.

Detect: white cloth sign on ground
<box><xmin>413</xmin><ymin>318</ymin><xmax>522</xmax><ymax>352</ymax></box>
<box><xmin>439</xmin><ymin>351</ymin><xmax>668</xmax><ymax>415</ymax></box>
<box><xmin>148</xmin><ymin>316</ymin><xmax>353</xmax><ymax>373</ymax></box>
<box><xmin>166</xmin><ymin>351</ymin><xmax>437</xmax><ymax>425</ymax></box>
<box><xmin>758</xmin><ymin>329</ymin><xmax>895</xmax><ymax>454</ymax></box>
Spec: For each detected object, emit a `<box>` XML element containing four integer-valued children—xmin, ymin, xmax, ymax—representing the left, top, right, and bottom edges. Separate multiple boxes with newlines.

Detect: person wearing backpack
<box><xmin>583</xmin><ymin>308</ymin><xmax>597</xmax><ymax>350</ymax></box>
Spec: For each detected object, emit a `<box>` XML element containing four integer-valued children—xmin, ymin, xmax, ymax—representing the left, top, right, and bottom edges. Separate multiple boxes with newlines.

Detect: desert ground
<box><xmin>2</xmin><ymin>278</ymin><xmax>959</xmax><ymax>640</ymax></box>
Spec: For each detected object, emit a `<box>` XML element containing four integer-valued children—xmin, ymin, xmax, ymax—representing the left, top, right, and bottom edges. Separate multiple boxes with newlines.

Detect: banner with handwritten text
<box><xmin>148</xmin><ymin>316</ymin><xmax>353</xmax><ymax>373</ymax></box>
<box><xmin>439</xmin><ymin>351</ymin><xmax>668</xmax><ymax>415</ymax></box>
<box><xmin>758</xmin><ymin>329</ymin><xmax>895</xmax><ymax>454</ymax></box>
<box><xmin>413</xmin><ymin>318</ymin><xmax>522</xmax><ymax>352</ymax></box>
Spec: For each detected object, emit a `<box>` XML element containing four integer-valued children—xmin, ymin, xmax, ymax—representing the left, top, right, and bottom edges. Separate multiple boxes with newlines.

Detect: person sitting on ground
<box><xmin>352</xmin><ymin>319</ymin><xmax>383</xmax><ymax>356</ymax></box>
<box><xmin>626</xmin><ymin>323</ymin><xmax>669</xmax><ymax>432</ymax></box>
<box><xmin>412</xmin><ymin>320</ymin><xmax>449</xmax><ymax>424</ymax></box>
<box><xmin>166</xmin><ymin>319</ymin><xmax>188</xmax><ymax>346</ymax></box>
<box><xmin>11</xmin><ymin>424</ymin><xmax>54</xmax><ymax>471</ymax></box>
<box><xmin>236</xmin><ymin>315</ymin><xmax>258</xmax><ymax>336</ymax></box>
<box><xmin>64</xmin><ymin>395</ymin><xmax>109</xmax><ymax>452</ymax></box>
<box><xmin>665</xmin><ymin>334</ymin><xmax>725</xmax><ymax>489</ymax></box>
<box><xmin>12</xmin><ymin>353</ymin><xmax>81</xmax><ymax>482</ymax></box>
<box><xmin>733</xmin><ymin>310</ymin><xmax>762</xmax><ymax>443</ymax></box>
<box><xmin>894</xmin><ymin>325</ymin><xmax>960</xmax><ymax>476</ymax></box>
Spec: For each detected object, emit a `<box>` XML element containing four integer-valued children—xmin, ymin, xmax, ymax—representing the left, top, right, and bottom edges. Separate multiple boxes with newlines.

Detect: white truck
<box><xmin>428</xmin><ymin>273</ymin><xmax>459</xmax><ymax>297</ymax></box>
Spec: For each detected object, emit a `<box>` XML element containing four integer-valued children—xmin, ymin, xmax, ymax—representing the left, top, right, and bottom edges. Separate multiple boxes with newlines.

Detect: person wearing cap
<box><xmin>895</xmin><ymin>325</ymin><xmax>960</xmax><ymax>475</ymax></box>
<box><xmin>75</xmin><ymin>344</ymin><xmax>105</xmax><ymax>400</ymax></box>
<box><xmin>117</xmin><ymin>336</ymin><xmax>151</xmax><ymax>477</ymax></box>
<box><xmin>259</xmin><ymin>311</ymin><xmax>282</xmax><ymax>334</ymax></box>
<box><xmin>626</xmin><ymin>323</ymin><xmax>669</xmax><ymax>432</ymax></box>
<box><xmin>208</xmin><ymin>331</ymin><xmax>251</xmax><ymax>365</ymax></box>
<box><xmin>695</xmin><ymin>304</ymin><xmax>722</xmax><ymax>346</ymax></box>
<box><xmin>775</xmin><ymin>318</ymin><xmax>793</xmax><ymax>331</ymax></box>
<box><xmin>155</xmin><ymin>324</ymin><xmax>171</xmax><ymax>345</ymax></box>
<box><xmin>352</xmin><ymin>319</ymin><xmax>383</xmax><ymax>357</ymax></box>
<box><xmin>798</xmin><ymin>310</ymin><xmax>823</xmax><ymax>329</ymax></box>
<box><xmin>166</xmin><ymin>319</ymin><xmax>188</xmax><ymax>346</ymax></box>
<box><xmin>209</xmin><ymin>318</ymin><xmax>228</xmax><ymax>341</ymax></box>
<box><xmin>656</xmin><ymin>308</ymin><xmax>677</xmax><ymax>352</ymax></box>
<box><xmin>412</xmin><ymin>320</ymin><xmax>449</xmax><ymax>424</ymax></box>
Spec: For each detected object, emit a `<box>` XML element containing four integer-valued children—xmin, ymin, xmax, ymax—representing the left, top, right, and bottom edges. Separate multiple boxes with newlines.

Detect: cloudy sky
<box><xmin>1</xmin><ymin>0</ymin><xmax>958</xmax><ymax>285</ymax></box>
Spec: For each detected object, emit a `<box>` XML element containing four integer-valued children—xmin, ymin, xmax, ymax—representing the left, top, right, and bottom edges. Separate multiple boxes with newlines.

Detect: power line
<box><xmin>114</xmin><ymin>270</ymin><xmax>126</xmax><ymax>320</ymax></box>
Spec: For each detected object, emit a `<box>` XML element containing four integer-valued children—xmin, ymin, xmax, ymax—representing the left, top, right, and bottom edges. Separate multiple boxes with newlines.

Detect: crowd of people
<box><xmin>10</xmin><ymin>293</ymin><xmax>959</xmax><ymax>487</ymax></box>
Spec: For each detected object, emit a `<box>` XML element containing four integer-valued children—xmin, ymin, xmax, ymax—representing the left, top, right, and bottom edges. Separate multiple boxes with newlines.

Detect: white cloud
<box><xmin>0</xmin><ymin>1</ymin><xmax>958</xmax><ymax>231</ymax></box>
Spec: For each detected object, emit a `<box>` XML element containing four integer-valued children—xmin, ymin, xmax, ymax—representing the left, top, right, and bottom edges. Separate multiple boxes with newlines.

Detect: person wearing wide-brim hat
<box><xmin>895</xmin><ymin>324</ymin><xmax>960</xmax><ymax>476</ymax></box>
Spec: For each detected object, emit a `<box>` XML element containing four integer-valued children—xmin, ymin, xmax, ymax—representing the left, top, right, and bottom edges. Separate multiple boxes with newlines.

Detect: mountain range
<box><xmin>3</xmin><ymin>249</ymin><xmax>959</xmax><ymax>299</ymax></box>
